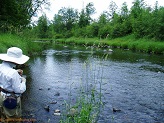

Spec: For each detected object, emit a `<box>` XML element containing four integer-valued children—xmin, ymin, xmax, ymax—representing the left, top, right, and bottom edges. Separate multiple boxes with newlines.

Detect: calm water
<box><xmin>22</xmin><ymin>44</ymin><xmax>164</xmax><ymax>123</ymax></box>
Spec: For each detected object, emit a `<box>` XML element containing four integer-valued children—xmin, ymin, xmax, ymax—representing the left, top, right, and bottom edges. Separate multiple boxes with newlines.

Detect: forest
<box><xmin>0</xmin><ymin>0</ymin><xmax>164</xmax><ymax>41</ymax></box>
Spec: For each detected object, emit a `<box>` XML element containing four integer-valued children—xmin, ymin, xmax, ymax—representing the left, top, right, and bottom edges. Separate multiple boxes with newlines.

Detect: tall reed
<box><xmin>60</xmin><ymin>51</ymin><xmax>107</xmax><ymax>123</ymax></box>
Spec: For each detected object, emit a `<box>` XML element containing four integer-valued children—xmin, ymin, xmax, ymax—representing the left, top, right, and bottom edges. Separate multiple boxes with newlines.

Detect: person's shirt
<box><xmin>0</xmin><ymin>61</ymin><xmax>26</xmax><ymax>94</ymax></box>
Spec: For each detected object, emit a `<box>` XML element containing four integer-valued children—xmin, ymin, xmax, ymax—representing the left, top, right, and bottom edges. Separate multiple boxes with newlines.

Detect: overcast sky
<box><xmin>36</xmin><ymin>0</ymin><xmax>164</xmax><ymax>21</ymax></box>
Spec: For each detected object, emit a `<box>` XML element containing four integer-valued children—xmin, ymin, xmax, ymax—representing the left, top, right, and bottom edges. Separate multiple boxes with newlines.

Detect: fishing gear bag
<box><xmin>3</xmin><ymin>94</ymin><xmax>17</xmax><ymax>109</ymax></box>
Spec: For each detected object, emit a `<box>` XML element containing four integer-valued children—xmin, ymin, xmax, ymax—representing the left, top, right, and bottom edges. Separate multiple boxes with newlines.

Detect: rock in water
<box><xmin>54</xmin><ymin>109</ymin><xmax>61</xmax><ymax>116</ymax></box>
<box><xmin>54</xmin><ymin>113</ymin><xmax>61</xmax><ymax>116</ymax></box>
<box><xmin>54</xmin><ymin>92</ymin><xmax>60</xmax><ymax>96</ymax></box>
<box><xmin>113</xmin><ymin>108</ymin><xmax>121</xmax><ymax>112</ymax></box>
<box><xmin>44</xmin><ymin>105</ymin><xmax>50</xmax><ymax>112</ymax></box>
<box><xmin>54</xmin><ymin>109</ymin><xmax>60</xmax><ymax>113</ymax></box>
<box><xmin>50</xmin><ymin>101</ymin><xmax>57</xmax><ymax>104</ymax></box>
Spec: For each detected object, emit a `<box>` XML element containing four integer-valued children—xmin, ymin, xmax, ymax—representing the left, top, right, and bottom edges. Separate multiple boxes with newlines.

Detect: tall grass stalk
<box><xmin>60</xmin><ymin>53</ymin><xmax>107</xmax><ymax>123</ymax></box>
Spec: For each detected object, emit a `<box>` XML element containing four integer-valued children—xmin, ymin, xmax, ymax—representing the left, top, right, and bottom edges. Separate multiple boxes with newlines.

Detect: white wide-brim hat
<box><xmin>0</xmin><ymin>47</ymin><xmax>29</xmax><ymax>64</ymax></box>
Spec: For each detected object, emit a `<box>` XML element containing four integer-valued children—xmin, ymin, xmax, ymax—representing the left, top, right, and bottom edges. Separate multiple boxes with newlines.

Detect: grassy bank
<box><xmin>55</xmin><ymin>35</ymin><xmax>164</xmax><ymax>54</ymax></box>
<box><xmin>1</xmin><ymin>33</ymin><xmax>163</xmax><ymax>55</ymax></box>
<box><xmin>0</xmin><ymin>33</ymin><xmax>49</xmax><ymax>55</ymax></box>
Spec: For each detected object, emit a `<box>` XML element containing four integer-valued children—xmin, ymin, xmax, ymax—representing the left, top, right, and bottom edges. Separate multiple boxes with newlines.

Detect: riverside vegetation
<box><xmin>0</xmin><ymin>33</ymin><xmax>50</xmax><ymax>55</ymax></box>
<box><xmin>1</xmin><ymin>0</ymin><xmax>164</xmax><ymax>55</ymax></box>
<box><xmin>54</xmin><ymin>35</ymin><xmax>164</xmax><ymax>54</ymax></box>
<box><xmin>0</xmin><ymin>0</ymin><xmax>164</xmax><ymax>122</ymax></box>
<box><xmin>1</xmin><ymin>33</ymin><xmax>163</xmax><ymax>55</ymax></box>
<box><xmin>1</xmin><ymin>1</ymin><xmax>164</xmax><ymax>52</ymax></box>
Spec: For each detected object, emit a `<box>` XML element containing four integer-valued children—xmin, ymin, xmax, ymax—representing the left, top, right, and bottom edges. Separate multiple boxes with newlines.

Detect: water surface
<box><xmin>22</xmin><ymin>44</ymin><xmax>164</xmax><ymax>123</ymax></box>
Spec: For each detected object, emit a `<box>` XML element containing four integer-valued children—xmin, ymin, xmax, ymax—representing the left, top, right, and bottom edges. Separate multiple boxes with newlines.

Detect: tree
<box><xmin>85</xmin><ymin>2</ymin><xmax>95</xmax><ymax>22</ymax></box>
<box><xmin>85</xmin><ymin>22</ymin><xmax>99</xmax><ymax>38</ymax></box>
<box><xmin>53</xmin><ymin>14</ymin><xmax>65</xmax><ymax>34</ymax></box>
<box><xmin>107</xmin><ymin>1</ymin><xmax>118</xmax><ymax>19</ymax></box>
<box><xmin>78</xmin><ymin>2</ymin><xmax>95</xmax><ymax>28</ymax></box>
<box><xmin>130</xmin><ymin>0</ymin><xmax>146</xmax><ymax>18</ymax></box>
<box><xmin>37</xmin><ymin>14</ymin><xmax>48</xmax><ymax>38</ymax></box>
<box><xmin>153</xmin><ymin>7</ymin><xmax>164</xmax><ymax>40</ymax></box>
<box><xmin>52</xmin><ymin>7</ymin><xmax>78</xmax><ymax>38</ymax></box>
<box><xmin>120</xmin><ymin>2</ymin><xmax>132</xmax><ymax>36</ymax></box>
<box><xmin>130</xmin><ymin>0</ymin><xmax>147</xmax><ymax>38</ymax></box>
<box><xmin>0</xmin><ymin>0</ymin><xmax>49</xmax><ymax>32</ymax></box>
<box><xmin>121</xmin><ymin>2</ymin><xmax>129</xmax><ymax>19</ymax></box>
<box><xmin>58</xmin><ymin>7</ymin><xmax>78</xmax><ymax>31</ymax></box>
<box><xmin>97</xmin><ymin>13</ymin><xmax>109</xmax><ymax>38</ymax></box>
<box><xmin>78</xmin><ymin>9</ymin><xmax>88</xmax><ymax>28</ymax></box>
<box><xmin>98</xmin><ymin>13</ymin><xmax>108</xmax><ymax>26</ymax></box>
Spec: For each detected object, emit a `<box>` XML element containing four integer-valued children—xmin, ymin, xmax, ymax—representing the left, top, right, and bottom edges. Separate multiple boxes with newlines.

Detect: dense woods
<box><xmin>0</xmin><ymin>0</ymin><xmax>164</xmax><ymax>41</ymax></box>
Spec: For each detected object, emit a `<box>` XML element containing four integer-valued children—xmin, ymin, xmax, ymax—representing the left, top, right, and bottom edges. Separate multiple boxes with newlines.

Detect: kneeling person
<box><xmin>0</xmin><ymin>47</ymin><xmax>29</xmax><ymax>120</ymax></box>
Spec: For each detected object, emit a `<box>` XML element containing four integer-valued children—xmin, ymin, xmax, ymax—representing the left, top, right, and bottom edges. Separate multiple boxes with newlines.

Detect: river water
<box><xmin>21</xmin><ymin>44</ymin><xmax>164</xmax><ymax>123</ymax></box>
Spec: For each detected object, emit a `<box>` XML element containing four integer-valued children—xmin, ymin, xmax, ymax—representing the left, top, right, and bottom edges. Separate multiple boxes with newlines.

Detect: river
<box><xmin>21</xmin><ymin>44</ymin><xmax>164</xmax><ymax>123</ymax></box>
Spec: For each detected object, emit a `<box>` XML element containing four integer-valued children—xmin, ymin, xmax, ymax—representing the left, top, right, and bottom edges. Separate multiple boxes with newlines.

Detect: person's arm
<box><xmin>11</xmin><ymin>71</ymin><xmax>26</xmax><ymax>94</ymax></box>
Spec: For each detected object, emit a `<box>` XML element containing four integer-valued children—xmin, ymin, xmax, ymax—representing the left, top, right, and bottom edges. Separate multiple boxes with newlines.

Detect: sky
<box><xmin>35</xmin><ymin>0</ymin><xmax>164</xmax><ymax>21</ymax></box>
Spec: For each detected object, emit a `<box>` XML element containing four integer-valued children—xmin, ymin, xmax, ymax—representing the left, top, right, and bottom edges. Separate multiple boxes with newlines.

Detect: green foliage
<box><xmin>72</xmin><ymin>27</ymin><xmax>87</xmax><ymax>38</ymax></box>
<box><xmin>85</xmin><ymin>23</ymin><xmax>99</xmax><ymax>38</ymax></box>
<box><xmin>98</xmin><ymin>13</ymin><xmax>108</xmax><ymax>26</ymax></box>
<box><xmin>0</xmin><ymin>0</ymin><xmax>49</xmax><ymax>33</ymax></box>
<box><xmin>1</xmin><ymin>0</ymin><xmax>164</xmax><ymax>42</ymax></box>
<box><xmin>58</xmin><ymin>7</ymin><xmax>78</xmax><ymax>31</ymax></box>
<box><xmin>0</xmin><ymin>33</ymin><xmax>48</xmax><ymax>55</ymax></box>
<box><xmin>37</xmin><ymin>14</ymin><xmax>49</xmax><ymax>38</ymax></box>
<box><xmin>0</xmin><ymin>33</ymin><xmax>28</xmax><ymax>53</ymax></box>
<box><xmin>26</xmin><ymin>0</ymin><xmax>163</xmax><ymax>43</ymax></box>
<box><xmin>61</xmin><ymin>94</ymin><xmax>98</xmax><ymax>123</ymax></box>
<box><xmin>78</xmin><ymin>2</ymin><xmax>95</xmax><ymax>28</ymax></box>
<box><xmin>2</xmin><ymin>0</ymin><xmax>162</xmax><ymax>52</ymax></box>
<box><xmin>78</xmin><ymin>9</ymin><xmax>89</xmax><ymax>28</ymax></box>
<box><xmin>107</xmin><ymin>1</ymin><xmax>118</xmax><ymax>19</ymax></box>
<box><xmin>55</xmin><ymin>35</ymin><xmax>164</xmax><ymax>54</ymax></box>
<box><xmin>153</xmin><ymin>7</ymin><xmax>164</xmax><ymax>40</ymax></box>
<box><xmin>0</xmin><ymin>0</ymin><xmax>30</xmax><ymax>28</ymax></box>
<box><xmin>129</xmin><ymin>0</ymin><xmax>164</xmax><ymax>40</ymax></box>
<box><xmin>51</xmin><ymin>7</ymin><xmax>79</xmax><ymax>38</ymax></box>
<box><xmin>98</xmin><ymin>24</ymin><xmax>111</xmax><ymax>38</ymax></box>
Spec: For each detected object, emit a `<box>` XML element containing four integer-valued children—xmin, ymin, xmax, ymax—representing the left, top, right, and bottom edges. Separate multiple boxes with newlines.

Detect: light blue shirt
<box><xmin>0</xmin><ymin>61</ymin><xmax>26</xmax><ymax>94</ymax></box>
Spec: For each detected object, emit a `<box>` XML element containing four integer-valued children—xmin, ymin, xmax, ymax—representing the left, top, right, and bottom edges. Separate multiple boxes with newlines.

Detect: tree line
<box><xmin>0</xmin><ymin>0</ymin><xmax>164</xmax><ymax>41</ymax></box>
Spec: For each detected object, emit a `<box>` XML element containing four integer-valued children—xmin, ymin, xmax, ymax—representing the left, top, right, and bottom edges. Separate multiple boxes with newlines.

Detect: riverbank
<box><xmin>0</xmin><ymin>33</ymin><xmax>51</xmax><ymax>55</ymax></box>
<box><xmin>0</xmin><ymin>33</ymin><xmax>163</xmax><ymax>55</ymax></box>
<box><xmin>55</xmin><ymin>35</ymin><xmax>164</xmax><ymax>54</ymax></box>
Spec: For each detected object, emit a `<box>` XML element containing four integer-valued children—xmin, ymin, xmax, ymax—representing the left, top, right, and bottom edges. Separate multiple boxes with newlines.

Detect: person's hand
<box><xmin>21</xmin><ymin>77</ymin><xmax>26</xmax><ymax>83</ymax></box>
<box><xmin>17</xmin><ymin>69</ymin><xmax>23</xmax><ymax>76</ymax></box>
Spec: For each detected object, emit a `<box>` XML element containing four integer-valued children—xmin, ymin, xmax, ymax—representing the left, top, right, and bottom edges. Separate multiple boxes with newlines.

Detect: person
<box><xmin>0</xmin><ymin>47</ymin><xmax>29</xmax><ymax>122</ymax></box>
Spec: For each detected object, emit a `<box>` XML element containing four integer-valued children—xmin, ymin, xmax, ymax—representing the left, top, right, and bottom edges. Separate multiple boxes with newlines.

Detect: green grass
<box><xmin>0</xmin><ymin>33</ymin><xmax>50</xmax><ymax>55</ymax></box>
<box><xmin>61</xmin><ymin>90</ymin><xmax>100</xmax><ymax>123</ymax></box>
<box><xmin>0</xmin><ymin>33</ymin><xmax>27</xmax><ymax>53</ymax></box>
<box><xmin>1</xmin><ymin>33</ymin><xmax>163</xmax><ymax>55</ymax></box>
<box><xmin>55</xmin><ymin>35</ymin><xmax>164</xmax><ymax>54</ymax></box>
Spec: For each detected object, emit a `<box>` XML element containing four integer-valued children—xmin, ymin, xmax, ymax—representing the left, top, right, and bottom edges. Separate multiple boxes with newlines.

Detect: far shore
<box><xmin>0</xmin><ymin>33</ymin><xmax>164</xmax><ymax>55</ymax></box>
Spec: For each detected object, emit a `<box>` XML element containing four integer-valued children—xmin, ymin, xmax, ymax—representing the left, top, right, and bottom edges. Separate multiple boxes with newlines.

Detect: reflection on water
<box><xmin>22</xmin><ymin>44</ymin><xmax>164</xmax><ymax>123</ymax></box>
